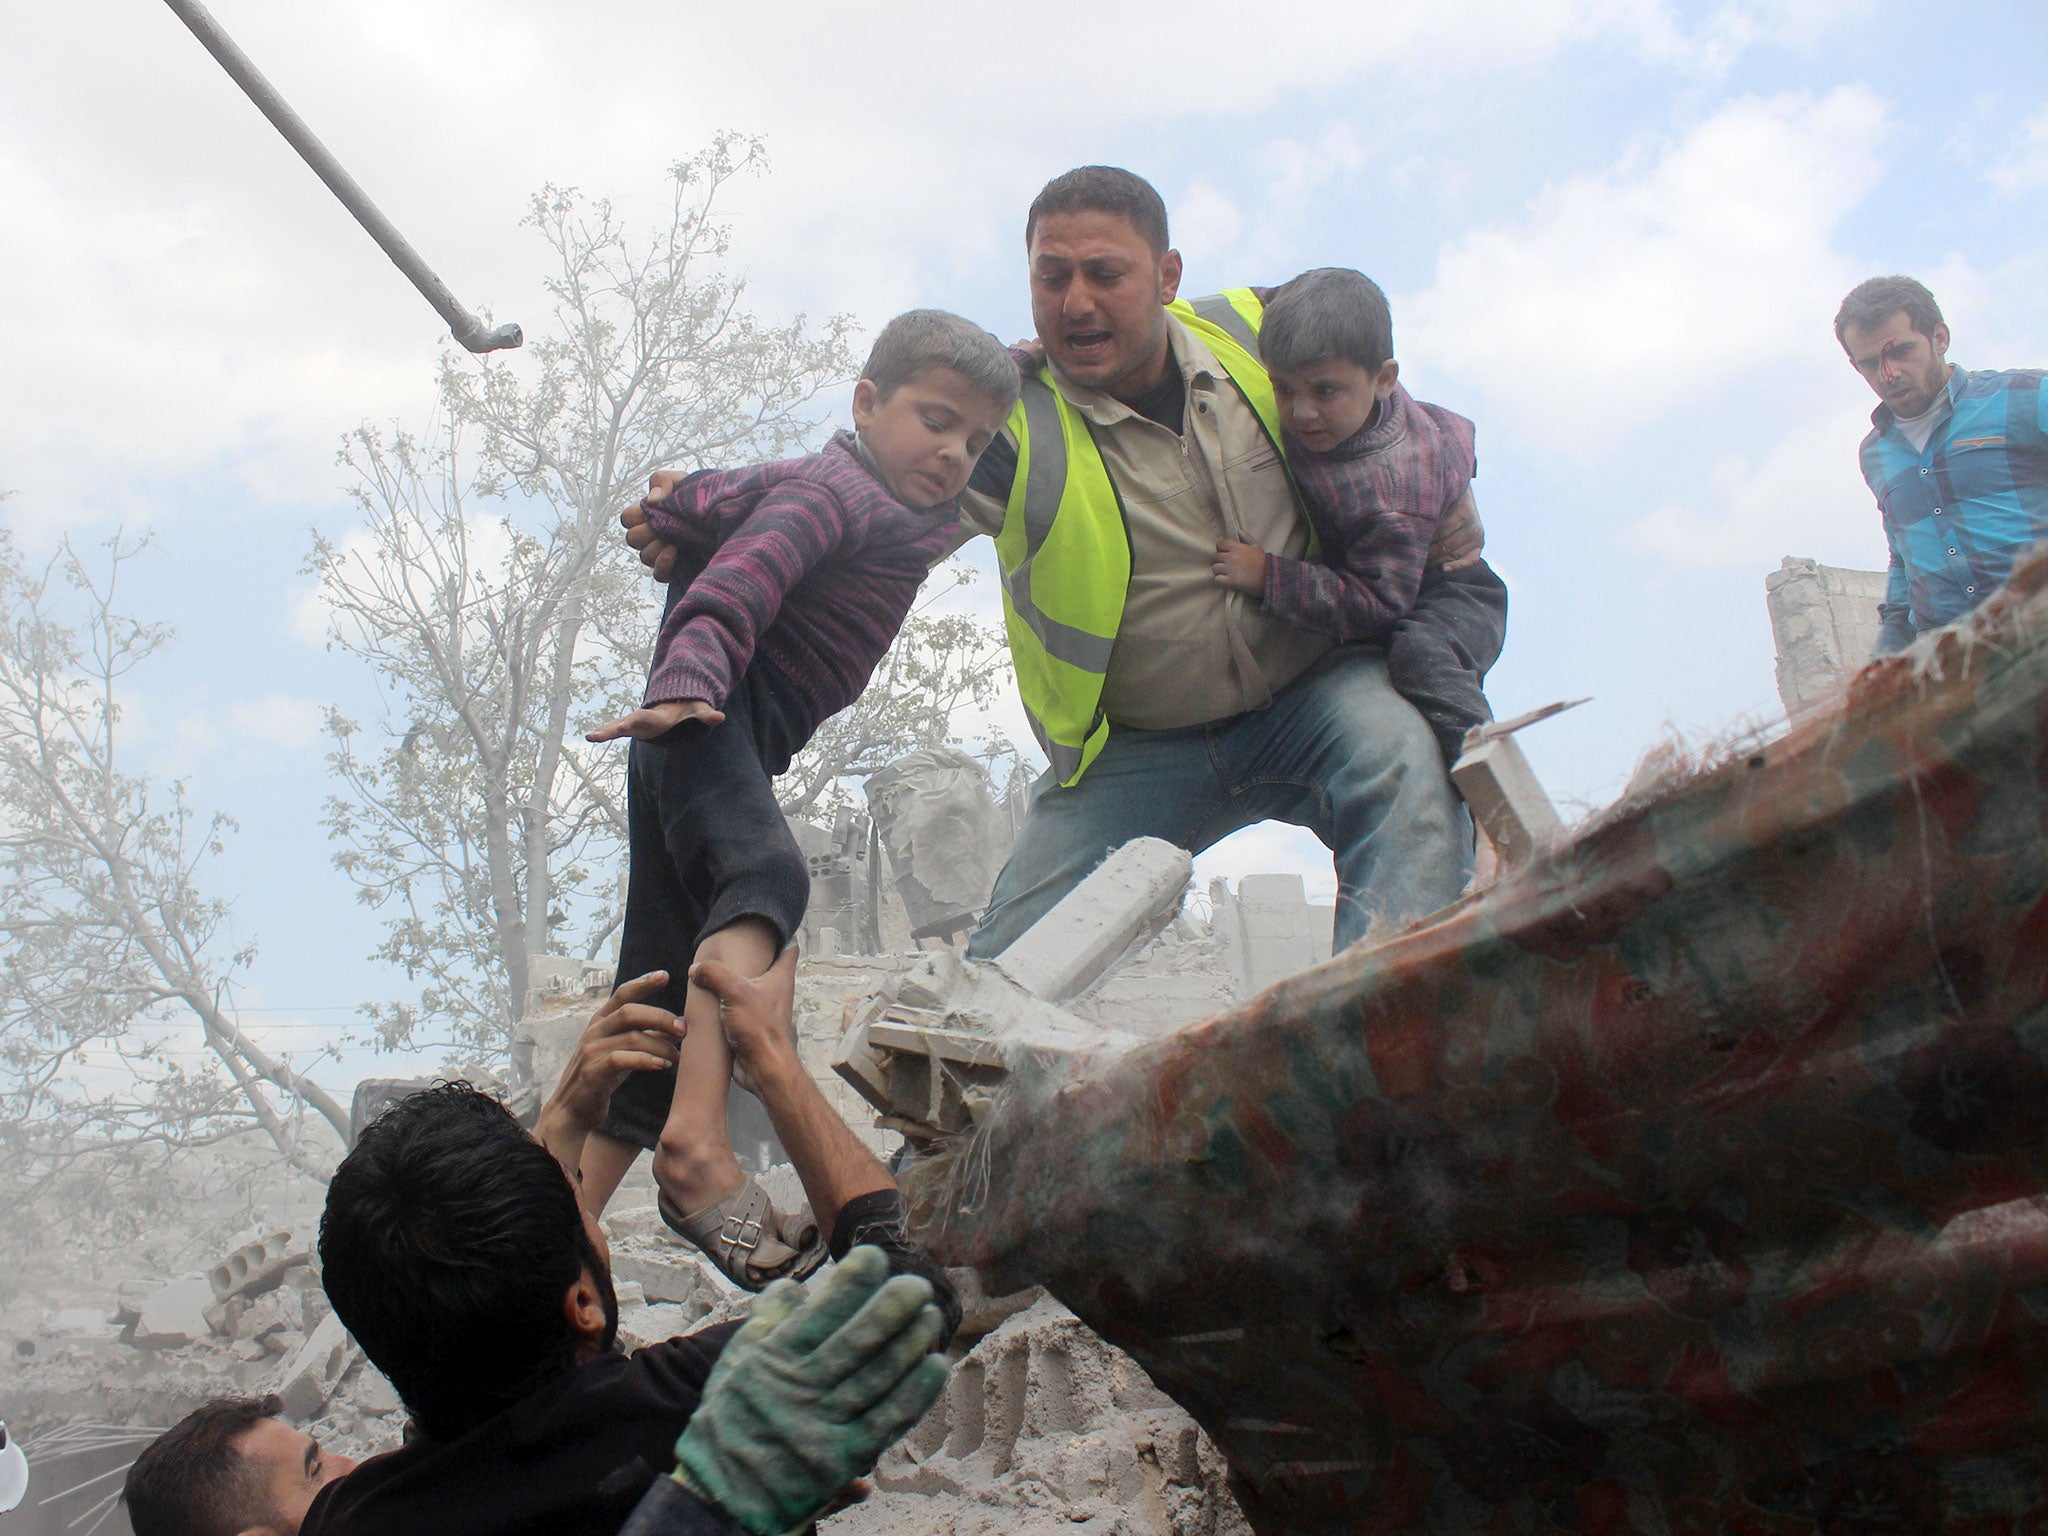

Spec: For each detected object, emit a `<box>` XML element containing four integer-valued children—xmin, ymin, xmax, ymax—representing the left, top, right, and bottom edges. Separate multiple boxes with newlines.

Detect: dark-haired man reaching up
<box><xmin>302</xmin><ymin>954</ymin><xmax>949</xmax><ymax>1536</ymax></box>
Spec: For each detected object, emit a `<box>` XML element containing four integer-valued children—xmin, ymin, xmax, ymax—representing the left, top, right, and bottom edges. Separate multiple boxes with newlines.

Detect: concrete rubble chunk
<box><xmin>209</xmin><ymin>1229</ymin><xmax>303</xmax><ymax>1300</ymax></box>
<box><xmin>275</xmin><ymin>1312</ymin><xmax>359</xmax><ymax>1421</ymax></box>
<box><xmin>112</xmin><ymin>1277</ymin><xmax>163</xmax><ymax>1329</ymax></box>
<box><xmin>351</xmin><ymin>1364</ymin><xmax>404</xmax><ymax>1417</ymax></box>
<box><xmin>834</xmin><ymin>842</ymin><xmax>1178</xmax><ymax>1143</ymax></box>
<box><xmin>992</xmin><ymin>837</ymin><xmax>1192</xmax><ymax>1003</ymax></box>
<box><xmin>825</xmin><ymin>1294</ymin><xmax>1248</xmax><ymax>1536</ymax></box>
<box><xmin>614</xmin><ymin>1302</ymin><xmax>699</xmax><ymax>1354</ymax></box>
<box><xmin>133</xmin><ymin>1274</ymin><xmax>216</xmax><ymax>1348</ymax></box>
<box><xmin>234</xmin><ymin>1287</ymin><xmax>301</xmax><ymax>1343</ymax></box>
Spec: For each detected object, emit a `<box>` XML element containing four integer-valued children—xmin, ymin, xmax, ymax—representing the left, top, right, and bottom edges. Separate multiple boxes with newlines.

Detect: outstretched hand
<box><xmin>541</xmin><ymin>971</ymin><xmax>687</xmax><ymax>1142</ymax></box>
<box><xmin>623</xmin><ymin>470</ymin><xmax>686</xmax><ymax>582</ymax></box>
<box><xmin>587</xmin><ymin>699</ymin><xmax>723</xmax><ymax>743</ymax></box>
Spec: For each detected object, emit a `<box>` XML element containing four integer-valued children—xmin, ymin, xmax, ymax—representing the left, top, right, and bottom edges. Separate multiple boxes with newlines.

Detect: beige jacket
<box><xmin>960</xmin><ymin>314</ymin><xmax>1331</xmax><ymax>731</ymax></box>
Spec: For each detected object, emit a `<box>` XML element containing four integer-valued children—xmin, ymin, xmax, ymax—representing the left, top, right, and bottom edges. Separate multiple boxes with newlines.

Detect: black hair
<box><xmin>1260</xmin><ymin>268</ymin><xmax>1395</xmax><ymax>375</ymax></box>
<box><xmin>123</xmin><ymin>1395</ymin><xmax>281</xmax><ymax>1536</ymax></box>
<box><xmin>1026</xmin><ymin>166</ymin><xmax>1170</xmax><ymax>256</ymax></box>
<box><xmin>1834</xmin><ymin>275</ymin><xmax>1944</xmax><ymax>347</ymax></box>
<box><xmin>318</xmin><ymin>1082</ymin><xmax>614</xmax><ymax>1440</ymax></box>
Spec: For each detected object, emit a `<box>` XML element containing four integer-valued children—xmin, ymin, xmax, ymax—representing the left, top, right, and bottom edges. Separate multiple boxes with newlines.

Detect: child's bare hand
<box><xmin>586</xmin><ymin>699</ymin><xmax>723</xmax><ymax>742</ymax></box>
<box><xmin>1212</xmin><ymin>537</ymin><xmax>1268</xmax><ymax>597</ymax></box>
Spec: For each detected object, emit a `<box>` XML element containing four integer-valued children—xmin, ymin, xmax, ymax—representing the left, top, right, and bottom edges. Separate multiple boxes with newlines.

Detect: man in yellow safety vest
<box><xmin>627</xmin><ymin>165</ymin><xmax>1480</xmax><ymax>958</ymax></box>
<box><xmin>953</xmin><ymin>166</ymin><xmax>1478</xmax><ymax>956</ymax></box>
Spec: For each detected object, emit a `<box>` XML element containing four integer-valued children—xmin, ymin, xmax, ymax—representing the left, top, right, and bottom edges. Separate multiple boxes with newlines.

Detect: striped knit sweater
<box><xmin>1262</xmin><ymin>383</ymin><xmax>1477</xmax><ymax>643</ymax></box>
<box><xmin>640</xmin><ymin>432</ymin><xmax>958</xmax><ymax>730</ymax></box>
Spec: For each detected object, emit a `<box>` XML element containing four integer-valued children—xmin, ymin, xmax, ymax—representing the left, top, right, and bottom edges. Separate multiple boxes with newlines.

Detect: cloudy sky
<box><xmin>3</xmin><ymin>0</ymin><xmax>2044</xmax><ymax>1093</ymax></box>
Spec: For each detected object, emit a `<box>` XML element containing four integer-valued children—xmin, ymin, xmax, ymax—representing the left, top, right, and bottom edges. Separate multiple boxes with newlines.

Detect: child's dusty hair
<box><xmin>1260</xmin><ymin>267</ymin><xmax>1395</xmax><ymax>375</ymax></box>
<box><xmin>862</xmin><ymin>310</ymin><xmax>1021</xmax><ymax>416</ymax></box>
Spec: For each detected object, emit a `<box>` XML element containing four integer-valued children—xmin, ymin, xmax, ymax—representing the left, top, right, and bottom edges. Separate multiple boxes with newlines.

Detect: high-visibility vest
<box><xmin>998</xmin><ymin>289</ymin><xmax>1289</xmax><ymax>784</ymax></box>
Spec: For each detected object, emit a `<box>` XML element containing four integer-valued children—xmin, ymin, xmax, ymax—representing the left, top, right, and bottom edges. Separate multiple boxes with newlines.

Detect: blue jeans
<box><xmin>968</xmin><ymin>646</ymin><xmax>1470</xmax><ymax>960</ymax></box>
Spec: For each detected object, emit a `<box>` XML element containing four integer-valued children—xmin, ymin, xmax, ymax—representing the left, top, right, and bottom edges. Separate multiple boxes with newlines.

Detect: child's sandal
<box><xmin>659</xmin><ymin>1175</ymin><xmax>826</xmax><ymax>1292</ymax></box>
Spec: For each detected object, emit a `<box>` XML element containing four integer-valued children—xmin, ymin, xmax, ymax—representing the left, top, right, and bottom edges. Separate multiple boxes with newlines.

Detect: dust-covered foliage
<box><xmin>0</xmin><ymin>532</ymin><xmax>343</xmax><ymax>1286</ymax></box>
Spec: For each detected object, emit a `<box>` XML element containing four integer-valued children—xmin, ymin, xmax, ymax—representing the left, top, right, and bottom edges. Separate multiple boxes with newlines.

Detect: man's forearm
<box><xmin>743</xmin><ymin>1048</ymin><xmax>894</xmax><ymax>1238</ymax></box>
<box><xmin>534</xmin><ymin>1099</ymin><xmax>591</xmax><ymax>1187</ymax></box>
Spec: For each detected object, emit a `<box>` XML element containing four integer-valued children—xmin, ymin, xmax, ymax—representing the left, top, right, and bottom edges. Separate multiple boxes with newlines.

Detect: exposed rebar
<box><xmin>161</xmin><ymin>0</ymin><xmax>521</xmax><ymax>353</ymax></box>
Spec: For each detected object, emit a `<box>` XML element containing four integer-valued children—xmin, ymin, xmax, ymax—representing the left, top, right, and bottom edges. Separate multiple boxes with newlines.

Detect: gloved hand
<box><xmin>671</xmin><ymin>1244</ymin><xmax>948</xmax><ymax>1536</ymax></box>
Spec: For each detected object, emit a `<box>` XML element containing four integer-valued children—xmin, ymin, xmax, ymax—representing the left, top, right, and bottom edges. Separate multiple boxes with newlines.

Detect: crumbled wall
<box><xmin>1765</xmin><ymin>556</ymin><xmax>1888</xmax><ymax>714</ymax></box>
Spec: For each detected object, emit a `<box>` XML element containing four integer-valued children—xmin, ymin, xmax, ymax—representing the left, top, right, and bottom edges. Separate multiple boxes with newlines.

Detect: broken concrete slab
<box><xmin>274</xmin><ymin>1312</ymin><xmax>358</xmax><ymax>1421</ymax></box>
<box><xmin>133</xmin><ymin>1275</ymin><xmax>216</xmax><ymax>1348</ymax></box>
<box><xmin>835</xmin><ymin>953</ymin><xmax>1146</xmax><ymax>1144</ymax></box>
<box><xmin>991</xmin><ymin>837</ymin><xmax>1192</xmax><ymax>1002</ymax></box>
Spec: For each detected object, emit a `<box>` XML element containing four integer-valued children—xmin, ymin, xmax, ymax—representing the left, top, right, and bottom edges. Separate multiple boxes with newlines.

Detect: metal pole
<box><xmin>161</xmin><ymin>0</ymin><xmax>521</xmax><ymax>354</ymax></box>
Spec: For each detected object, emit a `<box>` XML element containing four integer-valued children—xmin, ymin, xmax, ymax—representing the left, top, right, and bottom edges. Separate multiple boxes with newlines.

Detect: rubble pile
<box><xmin>6</xmin><ymin>1228</ymin><xmax>404</xmax><ymax>1464</ymax></box>
<box><xmin>825</xmin><ymin>1293</ymin><xmax>1249</xmax><ymax>1536</ymax></box>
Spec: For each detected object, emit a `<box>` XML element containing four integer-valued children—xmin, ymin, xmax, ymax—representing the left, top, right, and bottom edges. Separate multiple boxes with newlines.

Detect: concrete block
<box><xmin>1235</xmin><ymin>873</ymin><xmax>1323</xmax><ymax>994</ymax></box>
<box><xmin>235</xmin><ymin>1287</ymin><xmax>300</xmax><ymax>1342</ymax></box>
<box><xmin>993</xmin><ymin>837</ymin><xmax>1192</xmax><ymax>1002</ymax></box>
<box><xmin>274</xmin><ymin>1313</ymin><xmax>358</xmax><ymax>1421</ymax></box>
<box><xmin>133</xmin><ymin>1275</ymin><xmax>216</xmax><ymax>1348</ymax></box>
<box><xmin>112</xmin><ymin>1278</ymin><xmax>163</xmax><ymax>1329</ymax></box>
<box><xmin>1765</xmin><ymin>557</ymin><xmax>1888</xmax><ymax>715</ymax></box>
<box><xmin>210</xmin><ymin>1229</ymin><xmax>303</xmax><ymax>1300</ymax></box>
<box><xmin>1451</xmin><ymin>734</ymin><xmax>1563</xmax><ymax>868</ymax></box>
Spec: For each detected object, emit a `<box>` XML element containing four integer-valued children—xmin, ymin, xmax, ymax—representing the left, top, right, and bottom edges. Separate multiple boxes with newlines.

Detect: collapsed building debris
<box><xmin>840</xmin><ymin>550</ymin><xmax>2048</xmax><ymax>1534</ymax></box>
<box><xmin>828</xmin><ymin>1294</ymin><xmax>1249</xmax><ymax>1536</ymax></box>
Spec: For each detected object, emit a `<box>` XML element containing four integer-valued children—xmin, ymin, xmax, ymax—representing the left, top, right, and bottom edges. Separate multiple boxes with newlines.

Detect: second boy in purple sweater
<box><xmin>1211</xmin><ymin>268</ymin><xmax>1509</xmax><ymax>767</ymax></box>
<box><xmin>581</xmin><ymin>310</ymin><xmax>1018</xmax><ymax>1287</ymax></box>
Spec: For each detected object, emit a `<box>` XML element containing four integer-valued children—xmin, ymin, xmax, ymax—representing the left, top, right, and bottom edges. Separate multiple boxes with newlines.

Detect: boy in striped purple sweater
<box><xmin>1211</xmin><ymin>268</ymin><xmax>1509</xmax><ymax>768</ymax></box>
<box><xmin>580</xmin><ymin>311</ymin><xmax>1018</xmax><ymax>1287</ymax></box>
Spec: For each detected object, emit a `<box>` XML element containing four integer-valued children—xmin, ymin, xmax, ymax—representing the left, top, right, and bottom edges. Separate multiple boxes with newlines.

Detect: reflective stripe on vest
<box><xmin>998</xmin><ymin>289</ymin><xmax>1287</xmax><ymax>786</ymax></box>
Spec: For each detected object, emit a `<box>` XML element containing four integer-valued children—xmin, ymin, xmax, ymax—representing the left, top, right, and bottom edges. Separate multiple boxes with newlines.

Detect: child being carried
<box><xmin>1210</xmin><ymin>267</ymin><xmax>1509</xmax><ymax>771</ymax></box>
<box><xmin>583</xmin><ymin>310</ymin><xmax>1017</xmax><ymax>1288</ymax></box>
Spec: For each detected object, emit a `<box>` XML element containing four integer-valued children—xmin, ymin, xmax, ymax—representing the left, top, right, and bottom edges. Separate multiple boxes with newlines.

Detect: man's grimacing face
<box><xmin>1842</xmin><ymin>308</ymin><xmax>1952</xmax><ymax>420</ymax></box>
<box><xmin>1028</xmin><ymin>208</ymin><xmax>1182</xmax><ymax>399</ymax></box>
<box><xmin>230</xmin><ymin>1418</ymin><xmax>357</xmax><ymax>1535</ymax></box>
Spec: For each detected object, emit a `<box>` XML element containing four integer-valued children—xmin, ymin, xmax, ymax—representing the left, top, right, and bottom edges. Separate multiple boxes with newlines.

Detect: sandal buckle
<box><xmin>721</xmin><ymin>1212</ymin><xmax>765</xmax><ymax>1254</ymax></box>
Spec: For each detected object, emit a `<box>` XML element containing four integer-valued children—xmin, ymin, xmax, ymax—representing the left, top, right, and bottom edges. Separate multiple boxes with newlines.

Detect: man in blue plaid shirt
<box><xmin>1836</xmin><ymin>275</ymin><xmax>2048</xmax><ymax>654</ymax></box>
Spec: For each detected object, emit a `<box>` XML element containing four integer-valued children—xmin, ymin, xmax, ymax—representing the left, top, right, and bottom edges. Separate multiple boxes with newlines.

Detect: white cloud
<box><xmin>1629</xmin><ymin>396</ymin><xmax>1879</xmax><ymax>568</ymax></box>
<box><xmin>225</xmin><ymin>695</ymin><xmax>327</xmax><ymax>752</ymax></box>
<box><xmin>0</xmin><ymin>0</ymin><xmax>1868</xmax><ymax>544</ymax></box>
<box><xmin>1988</xmin><ymin>105</ymin><xmax>2048</xmax><ymax>195</ymax></box>
<box><xmin>1403</xmin><ymin>87</ymin><xmax>1889</xmax><ymax>451</ymax></box>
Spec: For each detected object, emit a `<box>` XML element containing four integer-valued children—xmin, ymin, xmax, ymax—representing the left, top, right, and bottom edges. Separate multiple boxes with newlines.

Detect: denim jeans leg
<box><xmin>1196</xmin><ymin>647</ymin><xmax>1469</xmax><ymax>952</ymax></box>
<box><xmin>967</xmin><ymin>726</ymin><xmax>1216</xmax><ymax>960</ymax></box>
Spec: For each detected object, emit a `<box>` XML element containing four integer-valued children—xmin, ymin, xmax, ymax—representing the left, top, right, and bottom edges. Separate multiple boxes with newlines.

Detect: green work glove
<box><xmin>673</xmin><ymin>1244</ymin><xmax>948</xmax><ymax>1536</ymax></box>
